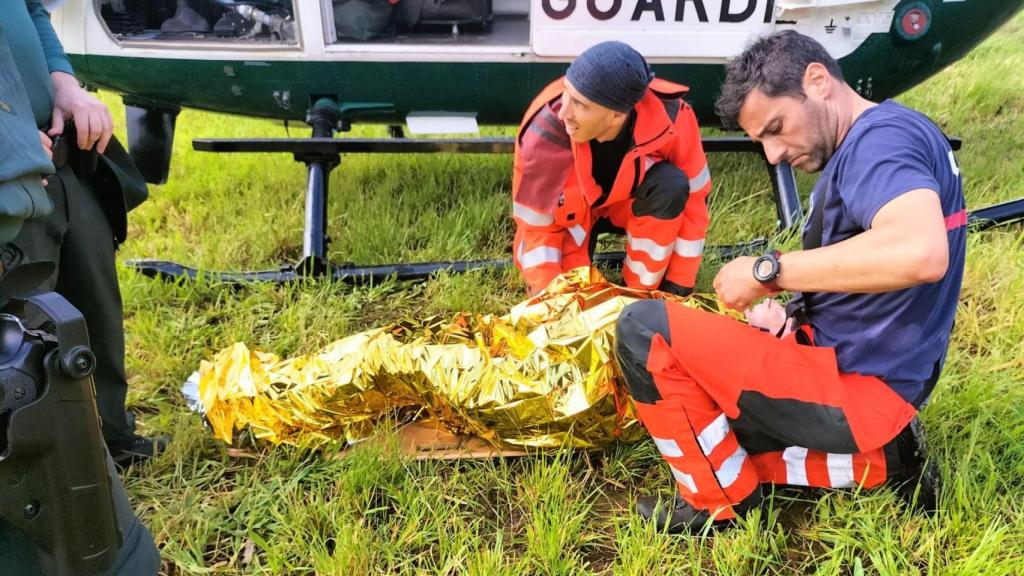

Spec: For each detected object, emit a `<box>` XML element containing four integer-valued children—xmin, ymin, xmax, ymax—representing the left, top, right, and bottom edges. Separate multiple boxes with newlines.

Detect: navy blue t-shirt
<box><xmin>805</xmin><ymin>100</ymin><xmax>966</xmax><ymax>406</ymax></box>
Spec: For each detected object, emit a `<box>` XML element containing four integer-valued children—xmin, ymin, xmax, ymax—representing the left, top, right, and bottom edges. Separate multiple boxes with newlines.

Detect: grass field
<box><xmin>110</xmin><ymin>13</ymin><xmax>1024</xmax><ymax>575</ymax></box>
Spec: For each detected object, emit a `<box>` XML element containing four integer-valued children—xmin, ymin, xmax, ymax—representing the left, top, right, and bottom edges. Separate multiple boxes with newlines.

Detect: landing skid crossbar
<box><xmin>129</xmin><ymin>239</ymin><xmax>772</xmax><ymax>284</ymax></box>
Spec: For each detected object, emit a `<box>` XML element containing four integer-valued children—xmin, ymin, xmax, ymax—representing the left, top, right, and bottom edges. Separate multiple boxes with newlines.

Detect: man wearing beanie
<box><xmin>512</xmin><ymin>41</ymin><xmax>711</xmax><ymax>296</ymax></box>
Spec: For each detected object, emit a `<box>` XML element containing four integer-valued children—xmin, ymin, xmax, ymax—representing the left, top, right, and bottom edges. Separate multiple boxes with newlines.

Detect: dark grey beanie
<box><xmin>565</xmin><ymin>41</ymin><xmax>654</xmax><ymax>113</ymax></box>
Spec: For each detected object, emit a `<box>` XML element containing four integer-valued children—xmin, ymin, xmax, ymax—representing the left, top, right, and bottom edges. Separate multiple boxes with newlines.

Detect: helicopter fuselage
<box><xmin>54</xmin><ymin>0</ymin><xmax>1024</xmax><ymax>126</ymax></box>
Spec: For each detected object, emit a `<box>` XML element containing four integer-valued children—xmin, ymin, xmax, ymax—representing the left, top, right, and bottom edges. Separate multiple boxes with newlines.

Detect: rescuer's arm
<box><xmin>28</xmin><ymin>0</ymin><xmax>115</xmax><ymax>152</ymax></box>
<box><xmin>48</xmin><ymin>71</ymin><xmax>114</xmax><ymax>153</ymax></box>
<box><xmin>26</xmin><ymin>0</ymin><xmax>73</xmax><ymax>76</ymax></box>
<box><xmin>715</xmin><ymin>189</ymin><xmax>948</xmax><ymax>310</ymax></box>
<box><xmin>666</xmin><ymin>102</ymin><xmax>712</xmax><ymax>205</ymax></box>
<box><xmin>512</xmin><ymin>205</ymin><xmax>569</xmax><ymax>296</ymax></box>
<box><xmin>512</xmin><ymin>104</ymin><xmax>577</xmax><ymax>295</ymax></box>
<box><xmin>0</xmin><ymin>33</ymin><xmax>56</xmax><ymax>238</ymax></box>
<box><xmin>715</xmin><ymin>121</ymin><xmax>951</xmax><ymax>311</ymax></box>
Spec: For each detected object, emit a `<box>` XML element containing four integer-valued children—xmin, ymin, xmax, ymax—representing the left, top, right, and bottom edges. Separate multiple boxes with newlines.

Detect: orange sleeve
<box><xmin>512</xmin><ymin>102</ymin><xmax>577</xmax><ymax>295</ymax></box>
<box><xmin>667</xmin><ymin>102</ymin><xmax>712</xmax><ymax>201</ymax></box>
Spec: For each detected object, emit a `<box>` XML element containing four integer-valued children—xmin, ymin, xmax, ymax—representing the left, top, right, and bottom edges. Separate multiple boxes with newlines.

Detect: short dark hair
<box><xmin>715</xmin><ymin>31</ymin><xmax>844</xmax><ymax>129</ymax></box>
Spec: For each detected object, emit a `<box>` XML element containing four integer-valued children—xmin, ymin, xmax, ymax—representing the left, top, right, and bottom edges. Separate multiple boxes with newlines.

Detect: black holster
<box><xmin>0</xmin><ymin>277</ymin><xmax>120</xmax><ymax>576</ymax></box>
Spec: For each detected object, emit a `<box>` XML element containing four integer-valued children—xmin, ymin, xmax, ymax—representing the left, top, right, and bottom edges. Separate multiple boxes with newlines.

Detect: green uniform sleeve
<box><xmin>26</xmin><ymin>0</ymin><xmax>74</xmax><ymax>76</ymax></box>
<box><xmin>0</xmin><ymin>29</ymin><xmax>56</xmax><ymax>242</ymax></box>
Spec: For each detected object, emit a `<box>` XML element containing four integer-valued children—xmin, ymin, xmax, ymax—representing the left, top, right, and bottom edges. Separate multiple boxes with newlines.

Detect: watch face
<box><xmin>754</xmin><ymin>255</ymin><xmax>778</xmax><ymax>282</ymax></box>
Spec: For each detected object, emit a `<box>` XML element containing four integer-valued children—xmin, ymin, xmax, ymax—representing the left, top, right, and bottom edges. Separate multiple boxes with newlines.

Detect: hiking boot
<box><xmin>110</xmin><ymin>434</ymin><xmax>168</xmax><ymax>469</ymax></box>
<box><xmin>886</xmin><ymin>417</ymin><xmax>939</xmax><ymax>513</ymax></box>
<box><xmin>636</xmin><ymin>485</ymin><xmax>763</xmax><ymax>534</ymax></box>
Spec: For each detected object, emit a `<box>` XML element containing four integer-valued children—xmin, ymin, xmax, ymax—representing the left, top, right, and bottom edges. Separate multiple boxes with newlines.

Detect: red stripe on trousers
<box><xmin>749</xmin><ymin>449</ymin><xmax>888</xmax><ymax>489</ymax></box>
<box><xmin>599</xmin><ymin>200</ymin><xmax>697</xmax><ymax>289</ymax></box>
<box><xmin>853</xmin><ymin>448</ymin><xmax>888</xmax><ymax>487</ymax></box>
<box><xmin>805</xmin><ymin>451</ymin><xmax>831</xmax><ymax>487</ymax></box>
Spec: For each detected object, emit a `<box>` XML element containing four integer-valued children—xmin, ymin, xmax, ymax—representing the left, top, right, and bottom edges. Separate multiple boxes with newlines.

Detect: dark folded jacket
<box><xmin>67</xmin><ymin>134</ymin><xmax>149</xmax><ymax>246</ymax></box>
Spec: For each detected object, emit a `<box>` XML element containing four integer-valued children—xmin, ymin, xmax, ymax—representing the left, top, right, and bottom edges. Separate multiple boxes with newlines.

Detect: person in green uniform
<box><xmin>0</xmin><ymin>35</ymin><xmax>53</xmax><ymax>247</ymax></box>
<box><xmin>0</xmin><ymin>21</ymin><xmax>161</xmax><ymax>576</ymax></box>
<box><xmin>2</xmin><ymin>0</ymin><xmax>165</xmax><ymax>467</ymax></box>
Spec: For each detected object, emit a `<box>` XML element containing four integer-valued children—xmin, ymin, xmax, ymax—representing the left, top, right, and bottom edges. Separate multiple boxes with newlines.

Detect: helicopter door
<box><xmin>531</xmin><ymin>0</ymin><xmax>777</xmax><ymax>58</ymax></box>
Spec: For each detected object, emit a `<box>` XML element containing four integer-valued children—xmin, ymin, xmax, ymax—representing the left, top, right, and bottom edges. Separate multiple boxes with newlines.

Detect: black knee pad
<box><xmin>615</xmin><ymin>300</ymin><xmax>671</xmax><ymax>404</ymax></box>
<box><xmin>658</xmin><ymin>279</ymin><xmax>693</xmax><ymax>297</ymax></box>
<box><xmin>631</xmin><ymin>161</ymin><xmax>689</xmax><ymax>220</ymax></box>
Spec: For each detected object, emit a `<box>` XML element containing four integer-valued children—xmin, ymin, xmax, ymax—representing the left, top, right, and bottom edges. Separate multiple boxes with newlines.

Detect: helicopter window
<box><xmin>98</xmin><ymin>0</ymin><xmax>298</xmax><ymax>45</ymax></box>
<box><xmin>325</xmin><ymin>0</ymin><xmax>529</xmax><ymax>47</ymax></box>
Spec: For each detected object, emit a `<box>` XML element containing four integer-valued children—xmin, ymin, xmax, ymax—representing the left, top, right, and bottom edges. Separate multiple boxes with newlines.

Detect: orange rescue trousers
<box><xmin>514</xmin><ymin>160</ymin><xmax>708</xmax><ymax>296</ymax></box>
<box><xmin>615</xmin><ymin>300</ymin><xmax>919</xmax><ymax>520</ymax></box>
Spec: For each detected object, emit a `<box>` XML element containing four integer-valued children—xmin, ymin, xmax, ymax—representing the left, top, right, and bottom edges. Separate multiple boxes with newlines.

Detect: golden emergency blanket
<box><xmin>199</xmin><ymin>268</ymin><xmax>727</xmax><ymax>450</ymax></box>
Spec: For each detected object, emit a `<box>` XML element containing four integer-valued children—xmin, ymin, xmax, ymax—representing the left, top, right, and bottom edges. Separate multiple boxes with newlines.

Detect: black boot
<box><xmin>885</xmin><ymin>417</ymin><xmax>940</xmax><ymax>513</ymax></box>
<box><xmin>636</xmin><ymin>485</ymin><xmax>763</xmax><ymax>534</ymax></box>
<box><xmin>110</xmin><ymin>434</ymin><xmax>169</xmax><ymax>469</ymax></box>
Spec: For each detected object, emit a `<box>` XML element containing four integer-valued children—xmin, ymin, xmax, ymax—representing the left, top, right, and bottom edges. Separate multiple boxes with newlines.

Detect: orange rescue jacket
<box><xmin>511</xmin><ymin>77</ymin><xmax>711</xmax><ymax>293</ymax></box>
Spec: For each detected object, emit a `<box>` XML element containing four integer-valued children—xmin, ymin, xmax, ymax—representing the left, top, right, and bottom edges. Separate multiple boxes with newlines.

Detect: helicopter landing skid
<box><xmin>126</xmin><ymin>133</ymin><xmax>809</xmax><ymax>285</ymax></box>
<box><xmin>127</xmin><ymin>240</ymin><xmax>777</xmax><ymax>284</ymax></box>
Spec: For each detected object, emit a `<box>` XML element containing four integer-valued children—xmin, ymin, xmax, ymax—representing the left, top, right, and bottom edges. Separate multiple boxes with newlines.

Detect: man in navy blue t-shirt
<box><xmin>613</xmin><ymin>30</ymin><xmax>964</xmax><ymax>533</ymax></box>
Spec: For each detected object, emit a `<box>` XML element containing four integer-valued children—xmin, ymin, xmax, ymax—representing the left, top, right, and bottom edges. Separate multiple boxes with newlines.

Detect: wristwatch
<box><xmin>752</xmin><ymin>250</ymin><xmax>782</xmax><ymax>290</ymax></box>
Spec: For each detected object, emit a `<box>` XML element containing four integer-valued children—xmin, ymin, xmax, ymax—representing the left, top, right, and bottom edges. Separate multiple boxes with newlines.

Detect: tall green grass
<box><xmin>113</xmin><ymin>13</ymin><xmax>1024</xmax><ymax>574</ymax></box>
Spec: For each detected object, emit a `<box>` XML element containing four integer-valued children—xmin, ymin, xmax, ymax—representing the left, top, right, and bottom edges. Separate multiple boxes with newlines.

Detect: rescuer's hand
<box><xmin>48</xmin><ymin>71</ymin><xmax>114</xmax><ymax>154</ymax></box>
<box><xmin>713</xmin><ymin>256</ymin><xmax>775</xmax><ymax>311</ymax></box>
<box><xmin>744</xmin><ymin>298</ymin><xmax>792</xmax><ymax>337</ymax></box>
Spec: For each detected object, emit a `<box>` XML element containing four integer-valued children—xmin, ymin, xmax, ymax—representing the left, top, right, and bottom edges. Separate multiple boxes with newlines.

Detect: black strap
<box><xmin>802</xmin><ymin>189</ymin><xmax>827</xmax><ymax>251</ymax></box>
<box><xmin>780</xmin><ymin>190</ymin><xmax>826</xmax><ymax>336</ymax></box>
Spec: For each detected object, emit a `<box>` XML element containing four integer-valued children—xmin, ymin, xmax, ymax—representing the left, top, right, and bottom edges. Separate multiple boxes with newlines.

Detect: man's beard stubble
<box><xmin>804</xmin><ymin>99</ymin><xmax>838</xmax><ymax>173</ymax></box>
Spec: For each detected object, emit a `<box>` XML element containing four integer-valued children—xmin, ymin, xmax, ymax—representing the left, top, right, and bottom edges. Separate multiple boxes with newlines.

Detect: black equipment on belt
<box><xmin>777</xmin><ymin>190</ymin><xmax>826</xmax><ymax>342</ymax></box>
<box><xmin>50</xmin><ymin>123</ymin><xmax>99</xmax><ymax>176</ymax></box>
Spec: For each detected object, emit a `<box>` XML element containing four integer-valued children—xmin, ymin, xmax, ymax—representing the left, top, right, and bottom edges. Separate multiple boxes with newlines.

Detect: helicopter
<box><xmin>49</xmin><ymin>0</ymin><xmax>1024</xmax><ymax>282</ymax></box>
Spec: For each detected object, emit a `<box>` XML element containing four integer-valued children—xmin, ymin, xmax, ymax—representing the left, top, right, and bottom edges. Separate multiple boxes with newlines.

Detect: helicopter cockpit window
<box><xmin>325</xmin><ymin>0</ymin><xmax>528</xmax><ymax>47</ymax></box>
<box><xmin>99</xmin><ymin>0</ymin><xmax>298</xmax><ymax>45</ymax></box>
